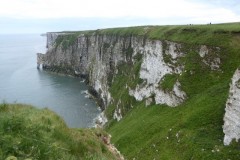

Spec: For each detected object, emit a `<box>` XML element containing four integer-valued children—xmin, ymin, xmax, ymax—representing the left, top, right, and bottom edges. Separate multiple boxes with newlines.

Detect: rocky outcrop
<box><xmin>199</xmin><ymin>45</ymin><xmax>221</xmax><ymax>71</ymax></box>
<box><xmin>129</xmin><ymin>40</ymin><xmax>186</xmax><ymax>107</ymax></box>
<box><xmin>223</xmin><ymin>68</ymin><xmax>240</xmax><ymax>145</ymax></box>
<box><xmin>37</xmin><ymin>53</ymin><xmax>45</xmax><ymax>69</ymax></box>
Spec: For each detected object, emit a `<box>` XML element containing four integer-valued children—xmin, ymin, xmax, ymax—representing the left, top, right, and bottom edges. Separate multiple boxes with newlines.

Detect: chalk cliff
<box><xmin>223</xmin><ymin>68</ymin><xmax>240</xmax><ymax>145</ymax></box>
<box><xmin>39</xmin><ymin>33</ymin><xmax>188</xmax><ymax>109</ymax></box>
<box><xmin>38</xmin><ymin>31</ymin><xmax>222</xmax><ymax>121</ymax></box>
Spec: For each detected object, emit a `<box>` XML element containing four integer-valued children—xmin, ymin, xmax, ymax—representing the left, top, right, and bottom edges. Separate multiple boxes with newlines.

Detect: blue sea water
<box><xmin>0</xmin><ymin>34</ymin><xmax>100</xmax><ymax>128</ymax></box>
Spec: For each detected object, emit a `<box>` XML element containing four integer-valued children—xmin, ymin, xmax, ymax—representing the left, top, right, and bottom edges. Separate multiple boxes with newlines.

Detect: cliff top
<box><xmin>52</xmin><ymin>22</ymin><xmax>240</xmax><ymax>47</ymax></box>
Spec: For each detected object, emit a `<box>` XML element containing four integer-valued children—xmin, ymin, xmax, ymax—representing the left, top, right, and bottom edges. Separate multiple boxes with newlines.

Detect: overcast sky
<box><xmin>0</xmin><ymin>0</ymin><xmax>239</xmax><ymax>34</ymax></box>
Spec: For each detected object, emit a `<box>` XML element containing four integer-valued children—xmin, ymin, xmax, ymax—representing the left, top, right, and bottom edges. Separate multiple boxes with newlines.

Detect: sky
<box><xmin>0</xmin><ymin>0</ymin><xmax>239</xmax><ymax>34</ymax></box>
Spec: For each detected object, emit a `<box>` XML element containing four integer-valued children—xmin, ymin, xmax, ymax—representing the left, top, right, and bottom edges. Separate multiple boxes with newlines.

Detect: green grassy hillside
<box><xmin>103</xmin><ymin>22</ymin><xmax>240</xmax><ymax>159</ymax></box>
<box><xmin>0</xmin><ymin>104</ymin><xmax>116</xmax><ymax>160</ymax></box>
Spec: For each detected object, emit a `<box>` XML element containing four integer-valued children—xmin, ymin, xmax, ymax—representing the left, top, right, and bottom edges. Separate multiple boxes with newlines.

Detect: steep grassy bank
<box><xmin>0</xmin><ymin>104</ymin><xmax>117</xmax><ymax>160</ymax></box>
<box><xmin>104</xmin><ymin>23</ymin><xmax>240</xmax><ymax>159</ymax></box>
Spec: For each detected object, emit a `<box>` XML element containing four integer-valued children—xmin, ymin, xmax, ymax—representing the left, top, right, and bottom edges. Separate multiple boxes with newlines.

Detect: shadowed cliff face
<box><xmin>41</xmin><ymin>33</ymin><xmax>127</xmax><ymax>109</ymax></box>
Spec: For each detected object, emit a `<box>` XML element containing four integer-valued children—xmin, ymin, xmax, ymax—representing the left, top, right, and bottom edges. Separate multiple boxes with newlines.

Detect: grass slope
<box><xmin>104</xmin><ymin>22</ymin><xmax>240</xmax><ymax>159</ymax></box>
<box><xmin>0</xmin><ymin>104</ymin><xmax>116</xmax><ymax>160</ymax></box>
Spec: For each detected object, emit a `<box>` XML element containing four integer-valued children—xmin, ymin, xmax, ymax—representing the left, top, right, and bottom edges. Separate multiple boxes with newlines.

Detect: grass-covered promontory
<box><xmin>0</xmin><ymin>103</ymin><xmax>117</xmax><ymax>160</ymax></box>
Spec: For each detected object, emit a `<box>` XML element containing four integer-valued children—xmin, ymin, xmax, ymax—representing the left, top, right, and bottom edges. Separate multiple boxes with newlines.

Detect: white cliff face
<box><xmin>129</xmin><ymin>40</ymin><xmax>186</xmax><ymax>107</ymax></box>
<box><xmin>79</xmin><ymin>34</ymin><xmax>126</xmax><ymax>107</ymax></box>
<box><xmin>140</xmin><ymin>40</ymin><xmax>172</xmax><ymax>84</ymax></box>
<box><xmin>223</xmin><ymin>68</ymin><xmax>240</xmax><ymax>145</ymax></box>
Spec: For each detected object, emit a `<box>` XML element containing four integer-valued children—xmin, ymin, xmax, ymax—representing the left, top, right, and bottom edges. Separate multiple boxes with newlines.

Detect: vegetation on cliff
<box><xmin>0</xmin><ymin>103</ymin><xmax>116</xmax><ymax>160</ymax></box>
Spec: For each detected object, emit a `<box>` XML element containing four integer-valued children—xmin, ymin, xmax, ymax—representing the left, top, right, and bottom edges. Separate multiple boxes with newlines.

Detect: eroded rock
<box><xmin>223</xmin><ymin>68</ymin><xmax>240</xmax><ymax>145</ymax></box>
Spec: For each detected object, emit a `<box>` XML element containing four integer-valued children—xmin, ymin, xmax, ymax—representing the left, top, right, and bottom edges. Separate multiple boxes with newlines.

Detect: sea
<box><xmin>0</xmin><ymin>34</ymin><xmax>101</xmax><ymax>128</ymax></box>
